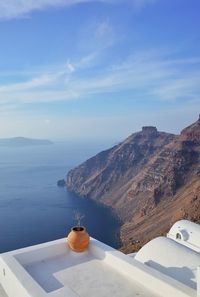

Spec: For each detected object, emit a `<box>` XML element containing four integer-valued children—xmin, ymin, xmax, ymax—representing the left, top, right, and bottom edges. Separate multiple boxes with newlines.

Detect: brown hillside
<box><xmin>66</xmin><ymin>116</ymin><xmax>200</xmax><ymax>253</ymax></box>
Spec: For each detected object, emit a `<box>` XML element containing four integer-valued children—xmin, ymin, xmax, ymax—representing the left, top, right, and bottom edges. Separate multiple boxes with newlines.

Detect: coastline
<box><xmin>66</xmin><ymin>188</ymin><xmax>123</xmax><ymax>250</ymax></box>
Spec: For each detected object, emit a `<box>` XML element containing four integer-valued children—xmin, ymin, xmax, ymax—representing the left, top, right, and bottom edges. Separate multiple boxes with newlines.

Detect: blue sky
<box><xmin>0</xmin><ymin>0</ymin><xmax>200</xmax><ymax>141</ymax></box>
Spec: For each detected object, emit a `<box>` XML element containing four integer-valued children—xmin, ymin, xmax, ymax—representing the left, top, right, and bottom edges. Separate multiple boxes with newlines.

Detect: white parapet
<box><xmin>0</xmin><ymin>238</ymin><xmax>197</xmax><ymax>297</ymax></box>
<box><xmin>197</xmin><ymin>267</ymin><xmax>200</xmax><ymax>297</ymax></box>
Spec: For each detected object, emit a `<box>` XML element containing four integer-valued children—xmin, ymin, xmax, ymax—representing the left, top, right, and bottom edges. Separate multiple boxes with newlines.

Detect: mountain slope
<box><xmin>67</xmin><ymin>127</ymin><xmax>175</xmax><ymax>203</ymax></box>
<box><xmin>66</xmin><ymin>116</ymin><xmax>200</xmax><ymax>252</ymax></box>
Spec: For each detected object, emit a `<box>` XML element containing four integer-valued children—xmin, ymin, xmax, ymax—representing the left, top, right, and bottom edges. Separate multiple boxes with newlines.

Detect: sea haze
<box><xmin>0</xmin><ymin>141</ymin><xmax>121</xmax><ymax>253</ymax></box>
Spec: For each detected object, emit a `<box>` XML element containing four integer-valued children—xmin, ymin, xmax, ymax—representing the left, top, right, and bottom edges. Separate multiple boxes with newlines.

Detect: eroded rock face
<box><xmin>180</xmin><ymin>115</ymin><xmax>200</xmax><ymax>142</ymax></box>
<box><xmin>67</xmin><ymin>129</ymin><xmax>175</xmax><ymax>202</ymax></box>
<box><xmin>66</xmin><ymin>116</ymin><xmax>200</xmax><ymax>252</ymax></box>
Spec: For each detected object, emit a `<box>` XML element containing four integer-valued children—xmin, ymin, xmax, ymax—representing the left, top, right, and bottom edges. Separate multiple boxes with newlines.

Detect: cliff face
<box><xmin>67</xmin><ymin>127</ymin><xmax>175</xmax><ymax>202</ymax></box>
<box><xmin>66</xmin><ymin>117</ymin><xmax>200</xmax><ymax>253</ymax></box>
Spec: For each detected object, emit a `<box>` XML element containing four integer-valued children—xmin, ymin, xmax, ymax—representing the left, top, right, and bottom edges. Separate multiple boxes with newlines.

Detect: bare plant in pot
<box><xmin>67</xmin><ymin>211</ymin><xmax>90</xmax><ymax>252</ymax></box>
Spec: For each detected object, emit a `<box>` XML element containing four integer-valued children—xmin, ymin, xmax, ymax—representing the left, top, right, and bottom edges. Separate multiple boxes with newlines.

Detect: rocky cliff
<box><xmin>66</xmin><ymin>116</ymin><xmax>200</xmax><ymax>253</ymax></box>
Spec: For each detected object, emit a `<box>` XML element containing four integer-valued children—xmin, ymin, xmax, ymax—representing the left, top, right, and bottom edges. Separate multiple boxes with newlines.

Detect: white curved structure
<box><xmin>0</xmin><ymin>237</ymin><xmax>195</xmax><ymax>297</ymax></box>
<box><xmin>167</xmin><ymin>220</ymin><xmax>200</xmax><ymax>252</ymax></box>
<box><xmin>135</xmin><ymin>236</ymin><xmax>200</xmax><ymax>289</ymax></box>
<box><xmin>2</xmin><ymin>222</ymin><xmax>200</xmax><ymax>297</ymax></box>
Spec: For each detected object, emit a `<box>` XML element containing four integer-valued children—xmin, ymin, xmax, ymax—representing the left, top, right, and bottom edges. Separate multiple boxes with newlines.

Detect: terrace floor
<box><xmin>0</xmin><ymin>284</ymin><xmax>7</xmax><ymax>297</ymax></box>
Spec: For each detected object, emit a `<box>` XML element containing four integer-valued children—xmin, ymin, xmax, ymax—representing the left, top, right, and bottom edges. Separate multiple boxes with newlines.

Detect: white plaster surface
<box><xmin>27</xmin><ymin>251</ymin><xmax>157</xmax><ymax>297</ymax></box>
<box><xmin>0</xmin><ymin>284</ymin><xmax>8</xmax><ymax>297</ymax></box>
<box><xmin>135</xmin><ymin>236</ymin><xmax>200</xmax><ymax>290</ymax></box>
<box><xmin>0</xmin><ymin>238</ymin><xmax>161</xmax><ymax>297</ymax></box>
<box><xmin>128</xmin><ymin>252</ymin><xmax>137</xmax><ymax>258</ymax></box>
<box><xmin>0</xmin><ymin>237</ymin><xmax>197</xmax><ymax>297</ymax></box>
<box><xmin>167</xmin><ymin>220</ymin><xmax>200</xmax><ymax>252</ymax></box>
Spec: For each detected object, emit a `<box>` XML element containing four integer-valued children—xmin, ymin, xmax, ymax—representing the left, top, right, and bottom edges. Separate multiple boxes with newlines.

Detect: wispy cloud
<box><xmin>0</xmin><ymin>0</ymin><xmax>159</xmax><ymax>20</ymax></box>
<box><xmin>0</xmin><ymin>0</ymin><xmax>89</xmax><ymax>20</ymax></box>
<box><xmin>0</xmin><ymin>49</ymin><xmax>200</xmax><ymax>107</ymax></box>
<box><xmin>130</xmin><ymin>0</ymin><xmax>158</xmax><ymax>10</ymax></box>
<box><xmin>78</xmin><ymin>18</ymin><xmax>116</xmax><ymax>53</ymax></box>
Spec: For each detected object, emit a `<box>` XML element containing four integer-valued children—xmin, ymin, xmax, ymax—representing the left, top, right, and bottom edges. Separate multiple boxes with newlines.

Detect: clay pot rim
<box><xmin>71</xmin><ymin>226</ymin><xmax>86</xmax><ymax>232</ymax></box>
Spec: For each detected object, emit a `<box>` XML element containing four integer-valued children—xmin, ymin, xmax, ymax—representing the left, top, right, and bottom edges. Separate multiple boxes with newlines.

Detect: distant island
<box><xmin>0</xmin><ymin>137</ymin><xmax>53</xmax><ymax>147</ymax></box>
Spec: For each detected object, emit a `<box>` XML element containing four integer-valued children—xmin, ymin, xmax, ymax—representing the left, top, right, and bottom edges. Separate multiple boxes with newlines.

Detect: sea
<box><xmin>0</xmin><ymin>141</ymin><xmax>121</xmax><ymax>253</ymax></box>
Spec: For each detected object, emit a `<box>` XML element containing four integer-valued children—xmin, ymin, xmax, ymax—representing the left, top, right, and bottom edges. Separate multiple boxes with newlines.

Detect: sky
<box><xmin>0</xmin><ymin>0</ymin><xmax>200</xmax><ymax>141</ymax></box>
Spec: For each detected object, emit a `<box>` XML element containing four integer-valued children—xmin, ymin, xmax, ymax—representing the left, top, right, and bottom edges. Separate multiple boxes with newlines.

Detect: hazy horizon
<box><xmin>0</xmin><ymin>115</ymin><xmax>198</xmax><ymax>143</ymax></box>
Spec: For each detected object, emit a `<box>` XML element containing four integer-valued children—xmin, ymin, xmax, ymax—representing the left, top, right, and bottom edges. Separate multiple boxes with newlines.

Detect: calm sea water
<box><xmin>0</xmin><ymin>141</ymin><xmax>121</xmax><ymax>253</ymax></box>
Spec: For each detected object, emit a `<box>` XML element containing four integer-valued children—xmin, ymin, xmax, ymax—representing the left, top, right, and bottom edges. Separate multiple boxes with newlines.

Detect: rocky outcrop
<box><xmin>141</xmin><ymin>126</ymin><xmax>158</xmax><ymax>135</ymax></box>
<box><xmin>57</xmin><ymin>179</ymin><xmax>66</xmax><ymax>187</ymax></box>
<box><xmin>66</xmin><ymin>116</ymin><xmax>200</xmax><ymax>253</ymax></box>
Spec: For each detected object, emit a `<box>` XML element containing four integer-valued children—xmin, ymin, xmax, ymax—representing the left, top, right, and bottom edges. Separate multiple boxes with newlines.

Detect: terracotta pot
<box><xmin>67</xmin><ymin>226</ymin><xmax>90</xmax><ymax>252</ymax></box>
